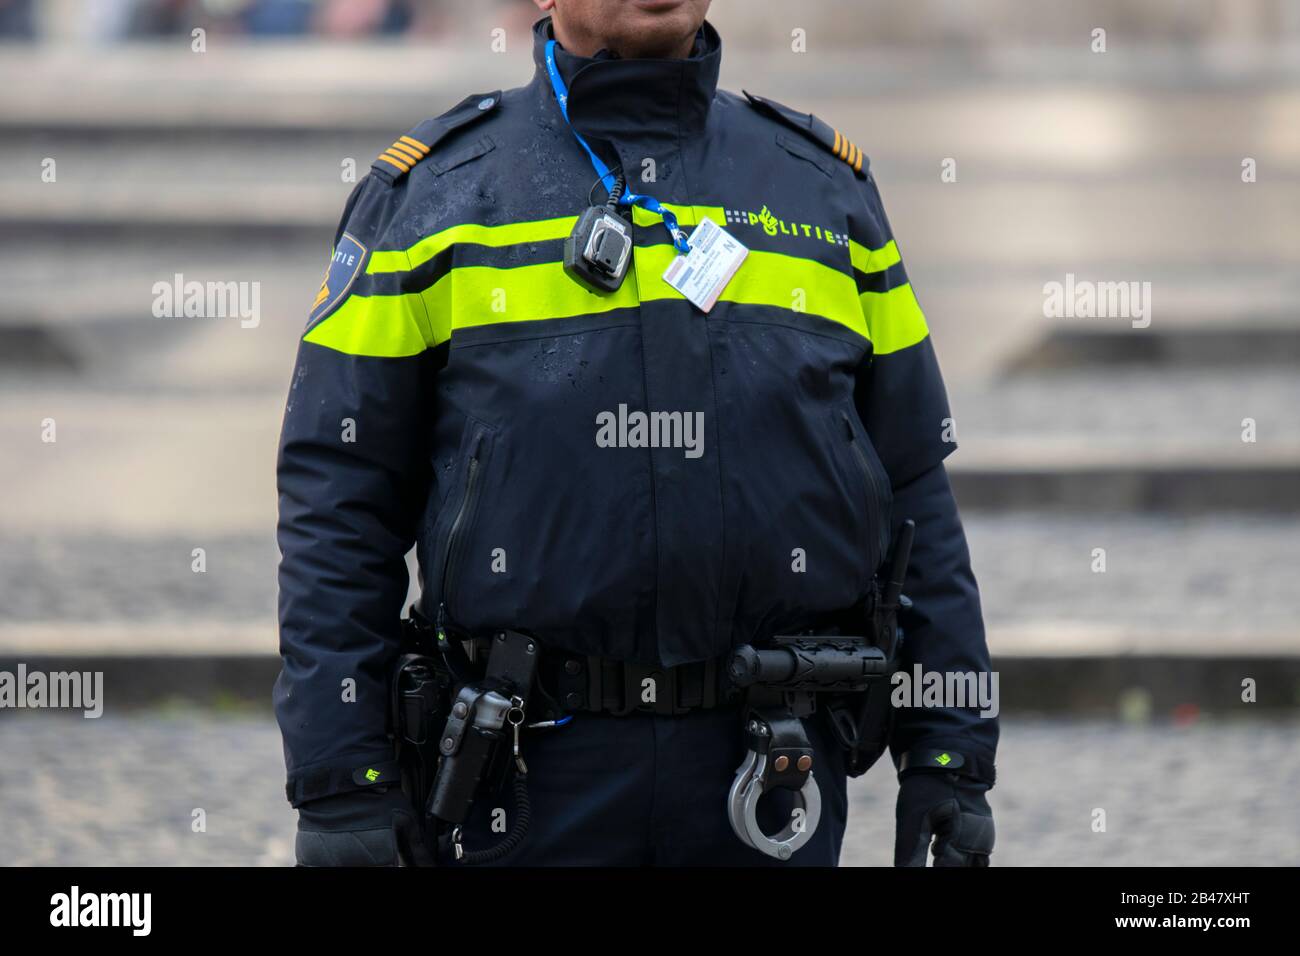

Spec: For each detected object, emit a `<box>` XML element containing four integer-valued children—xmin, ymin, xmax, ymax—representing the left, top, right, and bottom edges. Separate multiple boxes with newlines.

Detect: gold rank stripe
<box><xmin>831</xmin><ymin>129</ymin><xmax>864</xmax><ymax>173</ymax></box>
<box><xmin>377</xmin><ymin>151</ymin><xmax>411</xmax><ymax>173</ymax></box>
<box><xmin>388</xmin><ymin>142</ymin><xmax>426</xmax><ymax>163</ymax></box>
<box><xmin>376</xmin><ymin>135</ymin><xmax>431</xmax><ymax>174</ymax></box>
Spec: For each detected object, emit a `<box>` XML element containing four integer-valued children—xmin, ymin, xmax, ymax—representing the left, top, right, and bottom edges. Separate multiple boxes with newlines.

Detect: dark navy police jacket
<box><xmin>275</xmin><ymin>18</ymin><xmax>998</xmax><ymax>806</ymax></box>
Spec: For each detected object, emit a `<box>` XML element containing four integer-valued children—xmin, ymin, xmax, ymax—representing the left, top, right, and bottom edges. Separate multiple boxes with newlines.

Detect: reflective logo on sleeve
<box><xmin>307</xmin><ymin>232</ymin><xmax>369</xmax><ymax>330</ymax></box>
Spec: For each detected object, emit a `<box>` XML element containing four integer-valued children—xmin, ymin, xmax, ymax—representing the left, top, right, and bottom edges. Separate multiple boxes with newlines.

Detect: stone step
<box><xmin>1006</xmin><ymin>323</ymin><xmax>1300</xmax><ymax>370</ymax></box>
<box><xmin>949</xmin><ymin>445</ymin><xmax>1300</xmax><ymax>511</ymax></box>
<box><xmin>3</xmin><ymin>640</ymin><xmax>1294</xmax><ymax>716</ymax></box>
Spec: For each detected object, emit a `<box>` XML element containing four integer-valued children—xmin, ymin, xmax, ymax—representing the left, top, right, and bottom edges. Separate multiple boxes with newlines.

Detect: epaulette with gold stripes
<box><xmin>370</xmin><ymin>90</ymin><xmax>501</xmax><ymax>183</ymax></box>
<box><xmin>742</xmin><ymin>90</ymin><xmax>869</xmax><ymax>178</ymax></box>
<box><xmin>375</xmin><ymin>134</ymin><xmax>434</xmax><ymax>176</ymax></box>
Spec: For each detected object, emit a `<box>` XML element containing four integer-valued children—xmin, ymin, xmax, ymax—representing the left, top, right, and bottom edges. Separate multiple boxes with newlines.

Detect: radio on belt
<box><xmin>564</xmin><ymin>205</ymin><xmax>633</xmax><ymax>293</ymax></box>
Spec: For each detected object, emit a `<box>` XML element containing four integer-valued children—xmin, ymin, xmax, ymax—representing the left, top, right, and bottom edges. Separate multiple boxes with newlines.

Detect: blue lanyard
<box><xmin>544</xmin><ymin>39</ymin><xmax>691</xmax><ymax>255</ymax></box>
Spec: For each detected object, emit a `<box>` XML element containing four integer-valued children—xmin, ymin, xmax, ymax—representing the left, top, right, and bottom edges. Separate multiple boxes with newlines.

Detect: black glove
<box><xmin>295</xmin><ymin>787</ymin><xmax>434</xmax><ymax>867</ymax></box>
<box><xmin>894</xmin><ymin>771</ymin><xmax>994</xmax><ymax>867</ymax></box>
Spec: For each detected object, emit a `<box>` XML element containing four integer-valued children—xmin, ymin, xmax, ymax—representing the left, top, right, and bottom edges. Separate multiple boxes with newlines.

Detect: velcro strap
<box><xmin>285</xmin><ymin>757</ymin><xmax>401</xmax><ymax>808</ymax></box>
<box><xmin>898</xmin><ymin>747</ymin><xmax>996</xmax><ymax>787</ymax></box>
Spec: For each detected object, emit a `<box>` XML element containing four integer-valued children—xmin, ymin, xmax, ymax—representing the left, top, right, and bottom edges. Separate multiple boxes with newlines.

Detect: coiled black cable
<box><xmin>457</xmin><ymin>772</ymin><xmax>531</xmax><ymax>865</ymax></box>
<box><xmin>586</xmin><ymin>170</ymin><xmax>626</xmax><ymax>210</ymax></box>
<box><xmin>605</xmin><ymin>171</ymin><xmax>626</xmax><ymax>208</ymax></box>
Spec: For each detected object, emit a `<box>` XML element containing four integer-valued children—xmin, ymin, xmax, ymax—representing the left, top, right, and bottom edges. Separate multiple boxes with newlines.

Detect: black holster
<box><xmin>390</xmin><ymin>612</ymin><xmax>453</xmax><ymax>828</ymax></box>
<box><xmin>728</xmin><ymin>519</ymin><xmax>915</xmax><ymax>778</ymax></box>
<box><xmin>391</xmin><ymin>611</ymin><xmax>540</xmax><ymax>863</ymax></box>
<box><xmin>821</xmin><ymin>597</ymin><xmax>908</xmax><ymax>776</ymax></box>
<box><xmin>829</xmin><ymin>518</ymin><xmax>914</xmax><ymax>776</ymax></box>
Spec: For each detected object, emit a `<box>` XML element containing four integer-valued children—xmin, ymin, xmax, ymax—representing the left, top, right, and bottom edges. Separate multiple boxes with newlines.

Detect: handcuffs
<box><xmin>725</xmin><ymin>520</ymin><xmax>914</xmax><ymax>860</ymax></box>
<box><xmin>727</xmin><ymin>706</ymin><xmax>823</xmax><ymax>860</ymax></box>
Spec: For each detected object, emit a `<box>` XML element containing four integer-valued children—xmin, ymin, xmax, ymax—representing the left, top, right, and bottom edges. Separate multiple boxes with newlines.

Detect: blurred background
<box><xmin>0</xmin><ymin>0</ymin><xmax>1297</xmax><ymax>865</ymax></box>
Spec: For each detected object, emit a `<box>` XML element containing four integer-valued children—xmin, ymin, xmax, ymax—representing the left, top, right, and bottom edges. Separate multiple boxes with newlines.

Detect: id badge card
<box><xmin>662</xmin><ymin>216</ymin><xmax>748</xmax><ymax>313</ymax></box>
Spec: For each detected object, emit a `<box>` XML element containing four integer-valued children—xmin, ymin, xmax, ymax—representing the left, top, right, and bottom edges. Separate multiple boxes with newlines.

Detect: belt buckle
<box><xmin>623</xmin><ymin>662</ymin><xmax>682</xmax><ymax>716</ymax></box>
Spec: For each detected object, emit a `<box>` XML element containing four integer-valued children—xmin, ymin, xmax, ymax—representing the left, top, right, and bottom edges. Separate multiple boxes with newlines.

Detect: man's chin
<box><xmin>628</xmin><ymin>0</ymin><xmax>692</xmax><ymax>13</ymax></box>
<box><xmin>613</xmin><ymin>23</ymin><xmax>697</xmax><ymax>58</ymax></box>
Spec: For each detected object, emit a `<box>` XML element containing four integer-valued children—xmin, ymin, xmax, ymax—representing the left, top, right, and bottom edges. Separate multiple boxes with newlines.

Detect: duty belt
<box><xmin>464</xmin><ymin>634</ymin><xmax>732</xmax><ymax>717</ymax></box>
<box><xmin>548</xmin><ymin>654</ymin><xmax>730</xmax><ymax>717</ymax></box>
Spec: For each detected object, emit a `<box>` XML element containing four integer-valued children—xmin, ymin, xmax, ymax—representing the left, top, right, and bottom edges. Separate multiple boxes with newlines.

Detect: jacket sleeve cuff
<box><xmin>893</xmin><ymin>737</ymin><xmax>997</xmax><ymax>788</ymax></box>
<box><xmin>285</xmin><ymin>751</ymin><xmax>401</xmax><ymax>808</ymax></box>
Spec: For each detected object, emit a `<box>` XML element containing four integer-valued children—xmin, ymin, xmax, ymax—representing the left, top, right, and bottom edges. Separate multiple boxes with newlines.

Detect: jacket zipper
<box><xmin>436</xmin><ymin>432</ymin><xmax>484</xmax><ymax>637</ymax></box>
<box><xmin>842</xmin><ymin>411</ymin><xmax>881</xmax><ymax>501</ymax></box>
<box><xmin>842</xmin><ymin>410</ymin><xmax>890</xmax><ymax>567</ymax></box>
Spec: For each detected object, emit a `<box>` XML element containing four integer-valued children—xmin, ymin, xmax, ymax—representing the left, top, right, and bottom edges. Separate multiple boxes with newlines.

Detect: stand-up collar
<box><xmin>530</xmin><ymin>16</ymin><xmax>721</xmax><ymax>141</ymax></box>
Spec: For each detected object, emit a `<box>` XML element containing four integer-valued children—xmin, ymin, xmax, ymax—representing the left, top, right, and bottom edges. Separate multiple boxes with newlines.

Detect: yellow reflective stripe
<box><xmin>626</xmin><ymin>243</ymin><xmax>868</xmax><ymax>340</ymax></box>
<box><xmin>419</xmin><ymin>261</ymin><xmax>640</xmax><ymax>343</ymax></box>
<box><xmin>413</xmin><ymin>245</ymin><xmax>864</xmax><ymax>345</ymax></box>
<box><xmin>860</xmin><ymin>283</ymin><xmax>928</xmax><ymax>355</ymax></box>
<box><xmin>629</xmin><ymin>203</ymin><xmax>727</xmax><ymax>229</ymax></box>
<box><xmin>305</xmin><ymin>242</ymin><xmax>435</xmax><ymax>358</ymax></box>
<box><xmin>708</xmin><ymin>249</ymin><xmax>867</xmax><ymax>339</ymax></box>
<box><xmin>368</xmin><ymin>216</ymin><xmax>579</xmax><ymax>274</ymax></box>
<box><xmin>303</xmin><ymin>291</ymin><xmax>430</xmax><ymax>357</ymax></box>
<box><xmin>311</xmin><ymin>245</ymin><xmax>873</xmax><ymax>355</ymax></box>
<box><xmin>336</xmin><ymin>209</ymin><xmax>881</xmax><ymax>353</ymax></box>
<box><xmin>848</xmin><ymin>238</ymin><xmax>900</xmax><ymax>275</ymax></box>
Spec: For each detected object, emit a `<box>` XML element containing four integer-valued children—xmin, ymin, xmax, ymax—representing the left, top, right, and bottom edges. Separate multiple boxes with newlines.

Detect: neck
<box><xmin>532</xmin><ymin>17</ymin><xmax>722</xmax><ymax>142</ymax></box>
<box><xmin>550</xmin><ymin>18</ymin><xmax>699</xmax><ymax>60</ymax></box>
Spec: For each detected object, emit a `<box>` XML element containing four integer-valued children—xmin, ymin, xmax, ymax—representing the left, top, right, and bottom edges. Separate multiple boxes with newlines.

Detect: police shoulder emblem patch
<box><xmin>308</xmin><ymin>231</ymin><xmax>368</xmax><ymax>330</ymax></box>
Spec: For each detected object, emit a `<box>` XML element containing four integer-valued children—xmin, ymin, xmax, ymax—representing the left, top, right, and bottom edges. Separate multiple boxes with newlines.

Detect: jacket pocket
<box><xmin>427</xmin><ymin>136</ymin><xmax>495</xmax><ymax>177</ymax></box>
<box><xmin>836</xmin><ymin>406</ymin><xmax>893</xmax><ymax>575</ymax></box>
<box><xmin>775</xmin><ymin>132</ymin><xmax>835</xmax><ymax>178</ymax></box>
<box><xmin>435</xmin><ymin>418</ymin><xmax>494</xmax><ymax>624</ymax></box>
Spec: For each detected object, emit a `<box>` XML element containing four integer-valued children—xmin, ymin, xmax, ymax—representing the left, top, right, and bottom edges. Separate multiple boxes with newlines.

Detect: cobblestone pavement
<box><xmin>1</xmin><ymin>712</ymin><xmax>1296</xmax><ymax>866</ymax></box>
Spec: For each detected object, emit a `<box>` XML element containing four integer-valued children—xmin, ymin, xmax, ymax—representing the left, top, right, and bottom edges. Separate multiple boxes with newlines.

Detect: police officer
<box><xmin>279</xmin><ymin>0</ymin><xmax>997</xmax><ymax>867</ymax></box>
